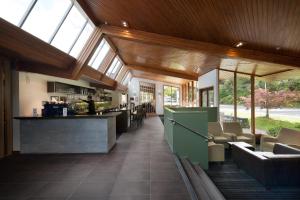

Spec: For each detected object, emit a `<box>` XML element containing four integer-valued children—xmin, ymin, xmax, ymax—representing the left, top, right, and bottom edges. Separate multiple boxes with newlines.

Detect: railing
<box><xmin>167</xmin><ymin>117</ymin><xmax>211</xmax><ymax>142</ymax></box>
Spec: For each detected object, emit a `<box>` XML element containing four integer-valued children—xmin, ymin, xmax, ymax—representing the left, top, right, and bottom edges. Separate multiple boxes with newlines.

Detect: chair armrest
<box><xmin>261</xmin><ymin>135</ymin><xmax>277</xmax><ymax>144</ymax></box>
<box><xmin>223</xmin><ymin>132</ymin><xmax>237</xmax><ymax>140</ymax></box>
<box><xmin>208</xmin><ymin>133</ymin><xmax>214</xmax><ymax>142</ymax></box>
<box><xmin>242</xmin><ymin>133</ymin><xmax>255</xmax><ymax>139</ymax></box>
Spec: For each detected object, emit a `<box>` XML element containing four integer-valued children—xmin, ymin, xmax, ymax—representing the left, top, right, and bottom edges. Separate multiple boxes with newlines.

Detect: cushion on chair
<box><xmin>208</xmin><ymin>142</ymin><xmax>225</xmax><ymax>162</ymax></box>
<box><xmin>208</xmin><ymin>122</ymin><xmax>223</xmax><ymax>136</ymax></box>
<box><xmin>236</xmin><ymin>135</ymin><xmax>252</xmax><ymax>141</ymax></box>
<box><xmin>213</xmin><ymin>136</ymin><xmax>230</xmax><ymax>143</ymax></box>
<box><xmin>277</xmin><ymin>128</ymin><xmax>300</xmax><ymax>146</ymax></box>
<box><xmin>223</xmin><ymin>122</ymin><xmax>243</xmax><ymax>136</ymax></box>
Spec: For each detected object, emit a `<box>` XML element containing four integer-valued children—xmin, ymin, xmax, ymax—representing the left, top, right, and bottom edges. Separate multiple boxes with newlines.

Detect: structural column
<box><xmin>251</xmin><ymin>75</ymin><xmax>255</xmax><ymax>134</ymax></box>
<box><xmin>233</xmin><ymin>72</ymin><xmax>237</xmax><ymax>120</ymax></box>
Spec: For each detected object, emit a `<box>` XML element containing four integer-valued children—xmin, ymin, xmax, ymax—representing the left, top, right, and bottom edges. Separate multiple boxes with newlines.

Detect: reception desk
<box><xmin>15</xmin><ymin>112</ymin><xmax>121</xmax><ymax>154</ymax></box>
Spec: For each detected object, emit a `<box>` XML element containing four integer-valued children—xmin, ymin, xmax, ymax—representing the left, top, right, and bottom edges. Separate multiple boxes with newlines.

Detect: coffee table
<box><xmin>227</xmin><ymin>141</ymin><xmax>255</xmax><ymax>151</ymax></box>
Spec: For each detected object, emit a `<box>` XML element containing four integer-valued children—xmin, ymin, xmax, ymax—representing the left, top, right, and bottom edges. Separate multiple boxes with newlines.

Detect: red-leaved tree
<box><xmin>240</xmin><ymin>88</ymin><xmax>300</xmax><ymax>118</ymax></box>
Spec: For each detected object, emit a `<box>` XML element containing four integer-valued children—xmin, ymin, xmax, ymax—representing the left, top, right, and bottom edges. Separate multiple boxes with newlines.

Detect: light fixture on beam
<box><xmin>121</xmin><ymin>20</ymin><xmax>129</xmax><ymax>27</ymax></box>
<box><xmin>235</xmin><ymin>41</ymin><xmax>244</xmax><ymax>48</ymax></box>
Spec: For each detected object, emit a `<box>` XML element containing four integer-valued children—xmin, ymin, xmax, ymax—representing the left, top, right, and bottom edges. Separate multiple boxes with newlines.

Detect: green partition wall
<box><xmin>164</xmin><ymin>107</ymin><xmax>218</xmax><ymax>169</ymax></box>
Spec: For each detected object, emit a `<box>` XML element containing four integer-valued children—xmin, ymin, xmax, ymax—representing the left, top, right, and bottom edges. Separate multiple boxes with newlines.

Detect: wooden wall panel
<box><xmin>0</xmin><ymin>57</ymin><xmax>13</xmax><ymax>157</ymax></box>
<box><xmin>0</xmin><ymin>62</ymin><xmax>4</xmax><ymax>158</ymax></box>
<box><xmin>0</xmin><ymin>18</ymin><xmax>75</xmax><ymax>70</ymax></box>
<box><xmin>4</xmin><ymin>60</ymin><xmax>12</xmax><ymax>155</ymax></box>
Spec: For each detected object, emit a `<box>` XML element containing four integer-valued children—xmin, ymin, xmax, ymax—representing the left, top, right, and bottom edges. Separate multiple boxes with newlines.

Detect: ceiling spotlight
<box><xmin>104</xmin><ymin>21</ymin><xmax>108</xmax><ymax>25</ymax></box>
<box><xmin>276</xmin><ymin>47</ymin><xmax>281</xmax><ymax>50</ymax></box>
<box><xmin>121</xmin><ymin>20</ymin><xmax>129</xmax><ymax>27</ymax></box>
<box><xmin>235</xmin><ymin>42</ymin><xmax>244</xmax><ymax>48</ymax></box>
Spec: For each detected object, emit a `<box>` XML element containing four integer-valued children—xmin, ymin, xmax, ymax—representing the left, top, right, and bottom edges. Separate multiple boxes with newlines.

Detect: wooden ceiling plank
<box><xmin>101</xmin><ymin>25</ymin><xmax>300</xmax><ymax>69</ymax></box>
<box><xmin>127</xmin><ymin>65</ymin><xmax>198</xmax><ymax>80</ymax></box>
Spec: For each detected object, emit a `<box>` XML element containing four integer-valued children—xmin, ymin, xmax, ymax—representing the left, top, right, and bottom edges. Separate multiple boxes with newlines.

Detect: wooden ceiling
<box><xmin>109</xmin><ymin>37</ymin><xmax>217</xmax><ymax>78</ymax></box>
<box><xmin>130</xmin><ymin>70</ymin><xmax>189</xmax><ymax>85</ymax></box>
<box><xmin>78</xmin><ymin>0</ymin><xmax>300</xmax><ymax>82</ymax></box>
<box><xmin>80</xmin><ymin>0</ymin><xmax>300</xmax><ymax>58</ymax></box>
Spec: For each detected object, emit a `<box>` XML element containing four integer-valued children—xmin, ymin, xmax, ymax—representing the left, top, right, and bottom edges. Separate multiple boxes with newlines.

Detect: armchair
<box><xmin>223</xmin><ymin>122</ymin><xmax>255</xmax><ymax>146</ymax></box>
<box><xmin>208</xmin><ymin>122</ymin><xmax>235</xmax><ymax>145</ymax></box>
<box><xmin>260</xmin><ymin>128</ymin><xmax>300</xmax><ymax>151</ymax></box>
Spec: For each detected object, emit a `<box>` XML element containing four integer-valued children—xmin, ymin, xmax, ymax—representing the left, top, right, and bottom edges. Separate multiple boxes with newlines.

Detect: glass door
<box><xmin>164</xmin><ymin>86</ymin><xmax>180</xmax><ymax>106</ymax></box>
<box><xmin>200</xmin><ymin>87</ymin><xmax>214</xmax><ymax>107</ymax></box>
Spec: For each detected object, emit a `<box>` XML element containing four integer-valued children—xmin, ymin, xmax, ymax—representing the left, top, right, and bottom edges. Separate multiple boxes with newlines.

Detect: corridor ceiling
<box><xmin>79</xmin><ymin>0</ymin><xmax>300</xmax><ymax>81</ymax></box>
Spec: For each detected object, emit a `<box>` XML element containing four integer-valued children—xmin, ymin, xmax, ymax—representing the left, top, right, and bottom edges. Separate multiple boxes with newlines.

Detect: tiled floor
<box><xmin>0</xmin><ymin>116</ymin><xmax>190</xmax><ymax>200</ymax></box>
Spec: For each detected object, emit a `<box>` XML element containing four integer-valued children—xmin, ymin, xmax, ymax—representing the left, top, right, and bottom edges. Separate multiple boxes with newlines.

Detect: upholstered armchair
<box><xmin>208</xmin><ymin>122</ymin><xmax>235</xmax><ymax>145</ymax></box>
<box><xmin>223</xmin><ymin>122</ymin><xmax>255</xmax><ymax>146</ymax></box>
<box><xmin>260</xmin><ymin>128</ymin><xmax>300</xmax><ymax>151</ymax></box>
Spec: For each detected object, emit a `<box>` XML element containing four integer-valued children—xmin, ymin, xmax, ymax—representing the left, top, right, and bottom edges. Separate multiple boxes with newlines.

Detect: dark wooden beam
<box><xmin>71</xmin><ymin>27</ymin><xmax>104</xmax><ymax>79</ymax></box>
<box><xmin>16</xmin><ymin>60</ymin><xmax>73</xmax><ymax>79</ymax></box>
<box><xmin>115</xmin><ymin>83</ymin><xmax>128</xmax><ymax>92</ymax></box>
<box><xmin>0</xmin><ymin>18</ymin><xmax>76</xmax><ymax>70</ymax></box>
<box><xmin>133</xmin><ymin>74</ymin><xmax>182</xmax><ymax>85</ymax></box>
<box><xmin>81</xmin><ymin>66</ymin><xmax>117</xmax><ymax>88</ymax></box>
<box><xmin>76</xmin><ymin>0</ymin><xmax>100</xmax><ymax>26</ymax></box>
<box><xmin>127</xmin><ymin>65</ymin><xmax>198</xmax><ymax>80</ymax></box>
<box><xmin>101</xmin><ymin>25</ymin><xmax>300</xmax><ymax>69</ymax></box>
<box><xmin>89</xmin><ymin>82</ymin><xmax>115</xmax><ymax>91</ymax></box>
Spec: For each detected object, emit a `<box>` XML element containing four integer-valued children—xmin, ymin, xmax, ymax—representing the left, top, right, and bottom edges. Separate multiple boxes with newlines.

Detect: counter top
<box><xmin>15</xmin><ymin>112</ymin><xmax>122</xmax><ymax>120</ymax></box>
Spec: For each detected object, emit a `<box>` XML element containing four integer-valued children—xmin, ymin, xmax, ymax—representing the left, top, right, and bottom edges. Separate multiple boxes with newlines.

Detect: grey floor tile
<box><xmin>30</xmin><ymin>181</ymin><xmax>80</xmax><ymax>198</ymax></box>
<box><xmin>111</xmin><ymin>181</ymin><xmax>150</xmax><ymax>196</ymax></box>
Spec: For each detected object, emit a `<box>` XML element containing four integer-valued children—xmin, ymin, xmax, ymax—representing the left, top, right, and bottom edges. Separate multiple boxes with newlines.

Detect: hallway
<box><xmin>0</xmin><ymin>116</ymin><xmax>190</xmax><ymax>200</ymax></box>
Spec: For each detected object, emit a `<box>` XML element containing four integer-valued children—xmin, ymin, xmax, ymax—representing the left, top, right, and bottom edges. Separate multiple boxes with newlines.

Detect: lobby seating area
<box><xmin>223</xmin><ymin>122</ymin><xmax>256</xmax><ymax>146</ymax></box>
<box><xmin>232</xmin><ymin>143</ymin><xmax>300</xmax><ymax>186</ymax></box>
<box><xmin>261</xmin><ymin>128</ymin><xmax>300</xmax><ymax>152</ymax></box>
<box><xmin>208</xmin><ymin>122</ymin><xmax>256</xmax><ymax>147</ymax></box>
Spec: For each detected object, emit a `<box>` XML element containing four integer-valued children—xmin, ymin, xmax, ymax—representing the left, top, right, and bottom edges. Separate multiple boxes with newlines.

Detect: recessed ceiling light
<box><xmin>235</xmin><ymin>42</ymin><xmax>244</xmax><ymax>48</ymax></box>
<box><xmin>276</xmin><ymin>47</ymin><xmax>281</xmax><ymax>50</ymax></box>
<box><xmin>121</xmin><ymin>20</ymin><xmax>129</xmax><ymax>27</ymax></box>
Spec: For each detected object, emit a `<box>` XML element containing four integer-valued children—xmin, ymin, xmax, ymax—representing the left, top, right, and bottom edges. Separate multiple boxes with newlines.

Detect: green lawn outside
<box><xmin>255</xmin><ymin>117</ymin><xmax>300</xmax><ymax>137</ymax></box>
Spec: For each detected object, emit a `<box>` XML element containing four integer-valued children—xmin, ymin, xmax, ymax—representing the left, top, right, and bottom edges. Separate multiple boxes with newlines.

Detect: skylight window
<box><xmin>122</xmin><ymin>72</ymin><xmax>131</xmax><ymax>86</ymax></box>
<box><xmin>0</xmin><ymin>0</ymin><xmax>94</xmax><ymax>58</ymax></box>
<box><xmin>88</xmin><ymin>39</ymin><xmax>111</xmax><ymax>70</ymax></box>
<box><xmin>0</xmin><ymin>0</ymin><xmax>33</xmax><ymax>26</ymax></box>
<box><xmin>106</xmin><ymin>57</ymin><xmax>123</xmax><ymax>79</ymax></box>
<box><xmin>69</xmin><ymin>23</ymin><xmax>93</xmax><ymax>57</ymax></box>
<box><xmin>21</xmin><ymin>0</ymin><xmax>72</xmax><ymax>42</ymax></box>
<box><xmin>51</xmin><ymin>6</ymin><xmax>86</xmax><ymax>53</ymax></box>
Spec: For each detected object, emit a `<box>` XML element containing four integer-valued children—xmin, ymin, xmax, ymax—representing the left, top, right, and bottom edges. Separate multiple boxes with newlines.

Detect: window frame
<box><xmin>1</xmin><ymin>0</ymin><xmax>95</xmax><ymax>57</ymax></box>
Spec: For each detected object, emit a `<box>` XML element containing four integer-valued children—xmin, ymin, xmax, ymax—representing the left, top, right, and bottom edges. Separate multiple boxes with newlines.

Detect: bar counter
<box><xmin>15</xmin><ymin>112</ymin><xmax>121</xmax><ymax>154</ymax></box>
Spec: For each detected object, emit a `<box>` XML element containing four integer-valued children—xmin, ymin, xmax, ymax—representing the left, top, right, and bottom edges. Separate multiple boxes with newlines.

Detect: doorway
<box><xmin>200</xmin><ymin>87</ymin><xmax>214</xmax><ymax>107</ymax></box>
<box><xmin>139</xmin><ymin>82</ymin><xmax>156</xmax><ymax>113</ymax></box>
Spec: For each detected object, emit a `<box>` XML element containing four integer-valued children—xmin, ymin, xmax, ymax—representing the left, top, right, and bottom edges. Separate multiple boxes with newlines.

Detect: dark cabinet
<box><xmin>47</xmin><ymin>81</ymin><xmax>95</xmax><ymax>95</ymax></box>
